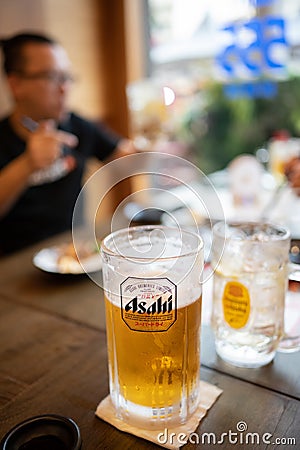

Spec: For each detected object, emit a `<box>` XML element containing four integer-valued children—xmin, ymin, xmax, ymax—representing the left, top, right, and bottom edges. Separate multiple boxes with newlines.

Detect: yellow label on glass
<box><xmin>222</xmin><ymin>281</ymin><xmax>250</xmax><ymax>329</ymax></box>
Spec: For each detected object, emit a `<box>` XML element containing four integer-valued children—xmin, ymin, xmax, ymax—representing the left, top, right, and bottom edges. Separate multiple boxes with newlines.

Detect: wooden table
<box><xmin>0</xmin><ymin>233</ymin><xmax>299</xmax><ymax>449</ymax></box>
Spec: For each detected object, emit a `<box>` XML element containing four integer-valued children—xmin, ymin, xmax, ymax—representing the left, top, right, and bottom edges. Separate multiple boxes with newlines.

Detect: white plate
<box><xmin>33</xmin><ymin>246</ymin><xmax>102</xmax><ymax>275</ymax></box>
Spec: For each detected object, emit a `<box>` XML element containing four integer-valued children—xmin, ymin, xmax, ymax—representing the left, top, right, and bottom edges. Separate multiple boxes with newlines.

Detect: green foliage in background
<box><xmin>182</xmin><ymin>77</ymin><xmax>300</xmax><ymax>174</ymax></box>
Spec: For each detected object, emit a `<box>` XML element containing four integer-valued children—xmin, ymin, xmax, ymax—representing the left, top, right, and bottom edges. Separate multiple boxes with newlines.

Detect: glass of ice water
<box><xmin>211</xmin><ymin>221</ymin><xmax>290</xmax><ymax>368</ymax></box>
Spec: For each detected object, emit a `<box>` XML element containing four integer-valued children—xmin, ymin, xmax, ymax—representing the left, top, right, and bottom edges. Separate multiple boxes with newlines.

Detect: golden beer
<box><xmin>105</xmin><ymin>294</ymin><xmax>201</xmax><ymax>415</ymax></box>
<box><xmin>101</xmin><ymin>226</ymin><xmax>204</xmax><ymax>428</ymax></box>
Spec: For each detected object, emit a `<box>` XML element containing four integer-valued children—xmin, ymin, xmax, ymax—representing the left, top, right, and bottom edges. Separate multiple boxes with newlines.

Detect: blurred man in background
<box><xmin>0</xmin><ymin>32</ymin><xmax>135</xmax><ymax>254</ymax></box>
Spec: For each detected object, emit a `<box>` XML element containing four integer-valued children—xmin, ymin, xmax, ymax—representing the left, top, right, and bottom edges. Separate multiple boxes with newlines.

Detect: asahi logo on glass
<box><xmin>121</xmin><ymin>277</ymin><xmax>177</xmax><ymax>332</ymax></box>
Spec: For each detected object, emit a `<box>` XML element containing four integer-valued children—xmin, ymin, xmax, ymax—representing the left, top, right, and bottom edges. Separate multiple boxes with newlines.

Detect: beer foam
<box><xmin>105</xmin><ymin>232</ymin><xmax>201</xmax><ymax>260</ymax></box>
<box><xmin>102</xmin><ymin>227</ymin><xmax>203</xmax><ymax>308</ymax></box>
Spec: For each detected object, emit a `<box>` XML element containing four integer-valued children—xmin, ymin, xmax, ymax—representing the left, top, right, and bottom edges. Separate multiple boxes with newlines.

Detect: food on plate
<box><xmin>56</xmin><ymin>241</ymin><xmax>99</xmax><ymax>273</ymax></box>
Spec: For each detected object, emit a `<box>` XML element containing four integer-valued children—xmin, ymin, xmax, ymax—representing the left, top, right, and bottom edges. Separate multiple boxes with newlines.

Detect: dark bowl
<box><xmin>0</xmin><ymin>414</ymin><xmax>82</xmax><ymax>450</ymax></box>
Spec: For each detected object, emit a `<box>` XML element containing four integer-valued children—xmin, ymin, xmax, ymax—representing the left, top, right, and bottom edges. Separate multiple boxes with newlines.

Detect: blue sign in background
<box><xmin>216</xmin><ymin>0</ymin><xmax>289</xmax><ymax>98</ymax></box>
<box><xmin>249</xmin><ymin>0</ymin><xmax>275</xmax><ymax>7</ymax></box>
<box><xmin>216</xmin><ymin>16</ymin><xmax>288</xmax><ymax>77</ymax></box>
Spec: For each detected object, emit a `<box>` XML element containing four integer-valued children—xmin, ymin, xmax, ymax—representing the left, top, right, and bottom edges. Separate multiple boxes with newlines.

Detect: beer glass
<box><xmin>211</xmin><ymin>221</ymin><xmax>290</xmax><ymax>368</ymax></box>
<box><xmin>101</xmin><ymin>226</ymin><xmax>204</xmax><ymax>429</ymax></box>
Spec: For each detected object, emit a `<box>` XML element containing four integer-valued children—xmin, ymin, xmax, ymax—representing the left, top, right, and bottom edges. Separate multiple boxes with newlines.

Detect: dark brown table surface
<box><xmin>0</xmin><ymin>233</ymin><xmax>299</xmax><ymax>449</ymax></box>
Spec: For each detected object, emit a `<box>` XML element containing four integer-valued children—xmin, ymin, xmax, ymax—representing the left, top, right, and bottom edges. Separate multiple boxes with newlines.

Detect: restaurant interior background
<box><xmin>144</xmin><ymin>0</ymin><xmax>300</xmax><ymax>174</ymax></box>
<box><xmin>1</xmin><ymin>0</ymin><xmax>300</xmax><ymax>221</ymax></box>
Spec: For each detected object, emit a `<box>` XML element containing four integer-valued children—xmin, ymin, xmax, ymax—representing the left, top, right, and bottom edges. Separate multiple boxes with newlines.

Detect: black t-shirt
<box><xmin>0</xmin><ymin>113</ymin><xmax>120</xmax><ymax>254</ymax></box>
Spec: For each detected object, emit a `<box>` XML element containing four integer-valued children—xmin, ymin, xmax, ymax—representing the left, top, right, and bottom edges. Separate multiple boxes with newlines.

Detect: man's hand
<box><xmin>113</xmin><ymin>138</ymin><xmax>137</xmax><ymax>158</ymax></box>
<box><xmin>24</xmin><ymin>120</ymin><xmax>78</xmax><ymax>172</ymax></box>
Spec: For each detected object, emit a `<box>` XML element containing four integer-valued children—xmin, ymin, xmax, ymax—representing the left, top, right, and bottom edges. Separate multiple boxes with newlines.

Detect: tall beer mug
<box><xmin>101</xmin><ymin>226</ymin><xmax>204</xmax><ymax>429</ymax></box>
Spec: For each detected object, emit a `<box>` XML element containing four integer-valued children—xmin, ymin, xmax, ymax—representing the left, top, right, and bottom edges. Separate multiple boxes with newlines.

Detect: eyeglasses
<box><xmin>15</xmin><ymin>70</ymin><xmax>76</xmax><ymax>85</ymax></box>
